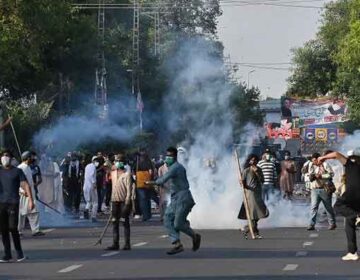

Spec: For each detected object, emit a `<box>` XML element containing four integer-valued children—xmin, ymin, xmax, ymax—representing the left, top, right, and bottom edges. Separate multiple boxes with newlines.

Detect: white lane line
<box><xmin>133</xmin><ymin>242</ymin><xmax>148</xmax><ymax>247</ymax></box>
<box><xmin>58</xmin><ymin>264</ymin><xmax>83</xmax><ymax>273</ymax></box>
<box><xmin>159</xmin><ymin>235</ymin><xmax>168</xmax><ymax>238</ymax></box>
<box><xmin>303</xmin><ymin>241</ymin><xmax>313</xmax><ymax>247</ymax></box>
<box><xmin>309</xmin><ymin>233</ymin><xmax>319</xmax><ymax>238</ymax></box>
<box><xmin>42</xmin><ymin>228</ymin><xmax>55</xmax><ymax>233</ymax></box>
<box><xmin>296</xmin><ymin>251</ymin><xmax>308</xmax><ymax>257</ymax></box>
<box><xmin>283</xmin><ymin>264</ymin><xmax>298</xmax><ymax>271</ymax></box>
<box><xmin>102</xmin><ymin>251</ymin><xmax>120</xmax><ymax>257</ymax></box>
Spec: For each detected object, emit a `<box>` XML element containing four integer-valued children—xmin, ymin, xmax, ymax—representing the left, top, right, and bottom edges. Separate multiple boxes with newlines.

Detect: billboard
<box><xmin>281</xmin><ymin>97</ymin><xmax>348</xmax><ymax>126</ymax></box>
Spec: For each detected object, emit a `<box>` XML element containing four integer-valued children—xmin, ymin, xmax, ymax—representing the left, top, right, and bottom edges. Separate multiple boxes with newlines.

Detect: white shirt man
<box><xmin>18</xmin><ymin>152</ymin><xmax>44</xmax><ymax>236</ymax></box>
<box><xmin>83</xmin><ymin>157</ymin><xmax>98</xmax><ymax>221</ymax></box>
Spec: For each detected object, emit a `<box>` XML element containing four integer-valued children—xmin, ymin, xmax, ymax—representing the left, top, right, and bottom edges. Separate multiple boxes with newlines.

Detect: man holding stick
<box><xmin>238</xmin><ymin>154</ymin><xmax>269</xmax><ymax>239</ymax></box>
<box><xmin>18</xmin><ymin>151</ymin><xmax>44</xmax><ymax>236</ymax></box>
<box><xmin>145</xmin><ymin>147</ymin><xmax>201</xmax><ymax>255</ymax></box>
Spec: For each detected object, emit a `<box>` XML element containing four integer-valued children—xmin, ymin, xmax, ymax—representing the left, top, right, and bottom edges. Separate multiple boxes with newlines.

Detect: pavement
<box><xmin>1</xmin><ymin>216</ymin><xmax>360</xmax><ymax>280</ymax></box>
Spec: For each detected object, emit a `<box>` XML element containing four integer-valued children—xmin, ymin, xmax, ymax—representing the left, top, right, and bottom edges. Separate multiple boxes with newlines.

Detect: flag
<box><xmin>136</xmin><ymin>91</ymin><xmax>144</xmax><ymax>113</ymax></box>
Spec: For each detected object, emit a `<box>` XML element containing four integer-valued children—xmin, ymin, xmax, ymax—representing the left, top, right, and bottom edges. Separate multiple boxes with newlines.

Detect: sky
<box><xmin>217</xmin><ymin>0</ymin><xmax>332</xmax><ymax>99</ymax></box>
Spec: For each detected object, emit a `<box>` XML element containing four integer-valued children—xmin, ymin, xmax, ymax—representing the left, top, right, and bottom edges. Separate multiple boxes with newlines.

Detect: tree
<box><xmin>287</xmin><ymin>40</ymin><xmax>337</xmax><ymax>97</ymax></box>
<box><xmin>229</xmin><ymin>83</ymin><xmax>263</xmax><ymax>139</ymax></box>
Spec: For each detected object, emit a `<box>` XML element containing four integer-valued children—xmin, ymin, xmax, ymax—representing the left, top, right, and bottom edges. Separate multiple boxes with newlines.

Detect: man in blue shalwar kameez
<box><xmin>146</xmin><ymin>147</ymin><xmax>201</xmax><ymax>255</ymax></box>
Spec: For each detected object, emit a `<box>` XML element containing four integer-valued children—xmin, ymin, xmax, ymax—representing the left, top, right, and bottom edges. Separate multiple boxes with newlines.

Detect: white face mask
<box><xmin>1</xmin><ymin>156</ymin><xmax>11</xmax><ymax>167</ymax></box>
<box><xmin>284</xmin><ymin>156</ymin><xmax>290</xmax><ymax>160</ymax></box>
<box><xmin>94</xmin><ymin>162</ymin><xmax>100</xmax><ymax>167</ymax></box>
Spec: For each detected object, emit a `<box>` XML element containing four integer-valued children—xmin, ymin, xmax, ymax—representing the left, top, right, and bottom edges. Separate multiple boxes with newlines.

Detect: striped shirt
<box><xmin>257</xmin><ymin>160</ymin><xmax>277</xmax><ymax>185</ymax></box>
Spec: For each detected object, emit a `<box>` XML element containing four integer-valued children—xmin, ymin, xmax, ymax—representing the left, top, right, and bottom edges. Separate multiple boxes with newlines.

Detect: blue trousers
<box><xmin>309</xmin><ymin>188</ymin><xmax>336</xmax><ymax>226</ymax></box>
<box><xmin>137</xmin><ymin>188</ymin><xmax>152</xmax><ymax>221</ymax></box>
<box><xmin>164</xmin><ymin>190</ymin><xmax>195</xmax><ymax>243</ymax></box>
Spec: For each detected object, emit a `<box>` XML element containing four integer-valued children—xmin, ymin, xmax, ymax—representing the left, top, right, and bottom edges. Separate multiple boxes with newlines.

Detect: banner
<box><xmin>305</xmin><ymin>128</ymin><xmax>315</xmax><ymax>143</ymax></box>
<box><xmin>266</xmin><ymin>119</ymin><xmax>300</xmax><ymax>140</ymax></box>
<box><xmin>315</xmin><ymin>128</ymin><xmax>328</xmax><ymax>142</ymax></box>
<box><xmin>281</xmin><ymin>97</ymin><xmax>348</xmax><ymax>126</ymax></box>
<box><xmin>327</xmin><ymin>128</ymin><xmax>338</xmax><ymax>143</ymax></box>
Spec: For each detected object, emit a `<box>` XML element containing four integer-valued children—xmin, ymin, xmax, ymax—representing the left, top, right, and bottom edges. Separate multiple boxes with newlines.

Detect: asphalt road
<box><xmin>1</xmin><ymin>217</ymin><xmax>360</xmax><ymax>280</ymax></box>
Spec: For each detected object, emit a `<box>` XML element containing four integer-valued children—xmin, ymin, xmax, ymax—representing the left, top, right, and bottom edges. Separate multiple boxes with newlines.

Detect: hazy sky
<box><xmin>218</xmin><ymin>1</ymin><xmax>332</xmax><ymax>98</ymax></box>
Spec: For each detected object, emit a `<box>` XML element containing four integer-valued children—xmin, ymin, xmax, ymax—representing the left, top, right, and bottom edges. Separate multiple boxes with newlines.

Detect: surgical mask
<box><xmin>265</xmin><ymin>154</ymin><xmax>271</xmax><ymax>161</ymax></box>
<box><xmin>284</xmin><ymin>155</ymin><xmax>290</xmax><ymax>160</ymax></box>
<box><xmin>94</xmin><ymin>161</ymin><xmax>100</xmax><ymax>167</ymax></box>
<box><xmin>165</xmin><ymin>156</ymin><xmax>175</xmax><ymax>166</ymax></box>
<box><xmin>1</xmin><ymin>156</ymin><xmax>11</xmax><ymax>167</ymax></box>
<box><xmin>115</xmin><ymin>161</ymin><xmax>125</xmax><ymax>170</ymax></box>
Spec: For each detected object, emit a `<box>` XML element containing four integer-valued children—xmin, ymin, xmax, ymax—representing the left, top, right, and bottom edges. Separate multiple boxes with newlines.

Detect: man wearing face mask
<box><xmin>145</xmin><ymin>147</ymin><xmax>201</xmax><ymax>255</ymax></box>
<box><xmin>319</xmin><ymin>148</ymin><xmax>360</xmax><ymax>261</ymax></box>
<box><xmin>257</xmin><ymin>149</ymin><xmax>278</xmax><ymax>201</ymax></box>
<box><xmin>18</xmin><ymin>151</ymin><xmax>45</xmax><ymax>236</ymax></box>
<box><xmin>307</xmin><ymin>153</ymin><xmax>336</xmax><ymax>231</ymax></box>
<box><xmin>106</xmin><ymin>154</ymin><xmax>136</xmax><ymax>251</ymax></box>
<box><xmin>83</xmin><ymin>156</ymin><xmax>99</xmax><ymax>222</ymax></box>
<box><xmin>0</xmin><ymin>150</ymin><xmax>34</xmax><ymax>262</ymax></box>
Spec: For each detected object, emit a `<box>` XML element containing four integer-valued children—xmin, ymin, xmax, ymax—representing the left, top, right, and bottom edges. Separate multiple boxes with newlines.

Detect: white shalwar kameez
<box><xmin>83</xmin><ymin>163</ymin><xmax>98</xmax><ymax>218</ymax></box>
<box><xmin>18</xmin><ymin>162</ymin><xmax>41</xmax><ymax>234</ymax></box>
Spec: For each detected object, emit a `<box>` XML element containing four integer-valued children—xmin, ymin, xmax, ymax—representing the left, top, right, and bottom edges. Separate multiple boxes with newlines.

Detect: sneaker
<box><xmin>32</xmin><ymin>231</ymin><xmax>45</xmax><ymax>237</ymax></box>
<box><xmin>328</xmin><ymin>224</ymin><xmax>337</xmax><ymax>230</ymax></box>
<box><xmin>105</xmin><ymin>244</ymin><xmax>119</xmax><ymax>251</ymax></box>
<box><xmin>0</xmin><ymin>256</ymin><xmax>12</xmax><ymax>263</ymax></box>
<box><xmin>342</xmin><ymin>252</ymin><xmax>359</xmax><ymax>261</ymax></box>
<box><xmin>255</xmin><ymin>234</ymin><xmax>263</xmax><ymax>239</ymax></box>
<box><xmin>192</xmin><ymin>234</ymin><xmax>201</xmax><ymax>251</ymax></box>
<box><xmin>356</xmin><ymin>217</ymin><xmax>360</xmax><ymax>227</ymax></box>
<box><xmin>16</xmin><ymin>256</ymin><xmax>27</xmax><ymax>262</ymax></box>
<box><xmin>167</xmin><ymin>244</ymin><xmax>184</xmax><ymax>255</ymax></box>
<box><xmin>134</xmin><ymin>215</ymin><xmax>141</xmax><ymax>220</ymax></box>
<box><xmin>307</xmin><ymin>225</ymin><xmax>315</xmax><ymax>231</ymax></box>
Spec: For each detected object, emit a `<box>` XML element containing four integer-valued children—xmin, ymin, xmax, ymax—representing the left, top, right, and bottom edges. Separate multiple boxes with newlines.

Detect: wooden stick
<box><xmin>9</xmin><ymin>116</ymin><xmax>22</xmax><ymax>157</ymax></box>
<box><xmin>234</xmin><ymin>149</ymin><xmax>256</xmax><ymax>240</ymax></box>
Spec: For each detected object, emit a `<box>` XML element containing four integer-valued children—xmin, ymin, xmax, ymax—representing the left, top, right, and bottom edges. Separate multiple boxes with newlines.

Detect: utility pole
<box><xmin>94</xmin><ymin>0</ymin><xmax>108</xmax><ymax>119</ymax></box>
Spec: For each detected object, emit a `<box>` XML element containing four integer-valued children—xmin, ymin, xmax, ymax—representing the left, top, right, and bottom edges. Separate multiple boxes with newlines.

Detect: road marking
<box><xmin>101</xmin><ymin>251</ymin><xmax>120</xmax><ymax>257</ymax></box>
<box><xmin>296</xmin><ymin>251</ymin><xmax>308</xmax><ymax>257</ymax></box>
<box><xmin>159</xmin><ymin>235</ymin><xmax>168</xmax><ymax>238</ymax></box>
<box><xmin>133</xmin><ymin>242</ymin><xmax>148</xmax><ymax>247</ymax></box>
<box><xmin>58</xmin><ymin>264</ymin><xmax>83</xmax><ymax>273</ymax></box>
<box><xmin>42</xmin><ymin>228</ymin><xmax>55</xmax><ymax>233</ymax></box>
<box><xmin>283</xmin><ymin>264</ymin><xmax>298</xmax><ymax>271</ymax></box>
<box><xmin>303</xmin><ymin>241</ymin><xmax>313</xmax><ymax>247</ymax></box>
<box><xmin>309</xmin><ymin>233</ymin><xmax>319</xmax><ymax>238</ymax></box>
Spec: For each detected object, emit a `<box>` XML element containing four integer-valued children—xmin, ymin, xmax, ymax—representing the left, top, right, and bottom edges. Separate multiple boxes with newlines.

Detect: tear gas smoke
<box><xmin>33</xmin><ymin>100</ymin><xmax>137</xmax><ymax>155</ymax></box>
<box><xmin>162</xmin><ymin>38</ymin><xmax>309</xmax><ymax>229</ymax></box>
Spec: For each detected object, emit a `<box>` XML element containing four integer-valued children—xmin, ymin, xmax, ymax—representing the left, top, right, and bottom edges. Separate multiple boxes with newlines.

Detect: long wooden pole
<box><xmin>234</xmin><ymin>149</ymin><xmax>255</xmax><ymax>240</ymax></box>
<box><xmin>9</xmin><ymin>116</ymin><xmax>22</xmax><ymax>158</ymax></box>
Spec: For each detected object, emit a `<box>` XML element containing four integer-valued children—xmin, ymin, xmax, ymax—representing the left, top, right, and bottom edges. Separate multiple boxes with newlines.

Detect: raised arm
<box><xmin>319</xmin><ymin>152</ymin><xmax>347</xmax><ymax>166</ymax></box>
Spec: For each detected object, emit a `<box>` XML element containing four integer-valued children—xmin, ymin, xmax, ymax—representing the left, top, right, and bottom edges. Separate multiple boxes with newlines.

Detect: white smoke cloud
<box><xmin>163</xmin><ymin>38</ymin><xmax>312</xmax><ymax>229</ymax></box>
<box><xmin>33</xmin><ymin>101</ymin><xmax>137</xmax><ymax>155</ymax></box>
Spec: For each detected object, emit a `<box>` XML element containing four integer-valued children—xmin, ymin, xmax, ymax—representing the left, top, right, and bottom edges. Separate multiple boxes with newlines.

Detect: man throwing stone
<box><xmin>146</xmin><ymin>147</ymin><xmax>201</xmax><ymax>255</ymax></box>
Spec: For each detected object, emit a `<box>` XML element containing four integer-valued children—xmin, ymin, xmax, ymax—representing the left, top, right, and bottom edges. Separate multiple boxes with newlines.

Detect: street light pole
<box><xmin>247</xmin><ymin>70</ymin><xmax>255</xmax><ymax>88</ymax></box>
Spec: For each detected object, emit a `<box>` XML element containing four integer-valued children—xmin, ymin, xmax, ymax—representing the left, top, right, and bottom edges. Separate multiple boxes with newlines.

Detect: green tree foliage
<box><xmin>0</xmin><ymin>0</ymin><xmax>262</xmax><ymax>153</ymax></box>
<box><xmin>287</xmin><ymin>0</ymin><xmax>360</xmax><ymax>125</ymax></box>
<box><xmin>230</xmin><ymin>83</ymin><xmax>263</xmax><ymax>139</ymax></box>
<box><xmin>287</xmin><ymin>40</ymin><xmax>337</xmax><ymax>97</ymax></box>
